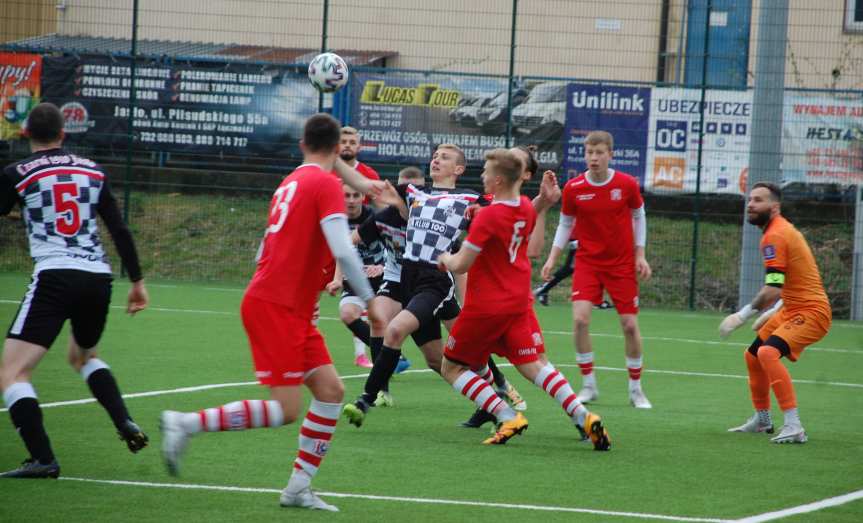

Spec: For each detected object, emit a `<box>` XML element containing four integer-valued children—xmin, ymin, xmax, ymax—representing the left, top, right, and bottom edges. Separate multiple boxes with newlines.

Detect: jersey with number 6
<box><xmin>245</xmin><ymin>163</ymin><xmax>346</xmax><ymax>316</ymax></box>
<box><xmin>462</xmin><ymin>196</ymin><xmax>536</xmax><ymax>315</ymax></box>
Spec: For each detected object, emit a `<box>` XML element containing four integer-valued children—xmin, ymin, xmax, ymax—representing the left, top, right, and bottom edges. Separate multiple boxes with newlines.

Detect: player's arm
<box><xmin>333</xmin><ymin>158</ymin><xmax>384</xmax><ymax>199</ymax></box>
<box><xmin>632</xmin><ymin>205</ymin><xmax>651</xmax><ymax>280</ymax></box>
<box><xmin>96</xmin><ymin>178</ymin><xmax>148</xmax><ymax>314</ymax></box>
<box><xmin>326</xmin><ymin>262</ymin><xmax>344</xmax><ymax>296</ymax></box>
<box><xmin>528</xmin><ymin>170</ymin><xmax>561</xmax><ymax>258</ymax></box>
<box><xmin>375</xmin><ymin>181</ymin><xmax>409</xmax><ymax>219</ymax></box>
<box><xmin>438</xmin><ymin>244</ymin><xmax>479</xmax><ymax>274</ymax></box>
<box><xmin>542</xmin><ymin>212</ymin><xmax>574</xmax><ymax>280</ymax></box>
<box><xmin>753</xmin><ymin>298</ymin><xmax>783</xmax><ymax>331</ymax></box>
<box><xmin>0</xmin><ymin>170</ymin><xmax>17</xmax><ymax>217</ymax></box>
<box><xmin>719</xmin><ymin>273</ymin><xmax>783</xmax><ymax>338</ymax></box>
<box><xmin>321</xmin><ymin>214</ymin><xmax>374</xmax><ymax>305</ymax></box>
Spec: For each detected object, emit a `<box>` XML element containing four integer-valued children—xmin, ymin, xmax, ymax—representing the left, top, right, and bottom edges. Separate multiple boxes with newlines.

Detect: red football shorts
<box><xmin>240</xmin><ymin>294</ymin><xmax>332</xmax><ymax>387</ymax></box>
<box><xmin>444</xmin><ymin>308</ymin><xmax>545</xmax><ymax>369</ymax></box>
<box><xmin>571</xmin><ymin>261</ymin><xmax>639</xmax><ymax>314</ymax></box>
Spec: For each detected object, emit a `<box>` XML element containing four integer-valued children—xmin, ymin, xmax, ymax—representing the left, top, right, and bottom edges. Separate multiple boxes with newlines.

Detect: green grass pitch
<box><xmin>0</xmin><ymin>273</ymin><xmax>861</xmax><ymax>522</ymax></box>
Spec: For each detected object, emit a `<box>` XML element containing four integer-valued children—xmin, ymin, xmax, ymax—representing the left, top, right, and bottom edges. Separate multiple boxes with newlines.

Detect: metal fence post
<box><xmin>852</xmin><ymin>185</ymin><xmax>863</xmax><ymax>321</ymax></box>
<box><xmin>123</xmin><ymin>0</ymin><xmax>139</xmax><ymax>227</ymax></box>
<box><xmin>318</xmin><ymin>0</ymin><xmax>329</xmax><ymax>113</ymax></box>
<box><xmin>738</xmin><ymin>0</ymin><xmax>788</xmax><ymax>308</ymax></box>
<box><xmin>688</xmin><ymin>0</ymin><xmax>712</xmax><ymax>310</ymax></box>
<box><xmin>505</xmin><ymin>0</ymin><xmax>518</xmax><ymax>148</ymax></box>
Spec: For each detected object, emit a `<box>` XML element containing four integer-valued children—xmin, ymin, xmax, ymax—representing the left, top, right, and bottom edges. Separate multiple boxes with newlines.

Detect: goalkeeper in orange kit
<box><xmin>719</xmin><ymin>182</ymin><xmax>831</xmax><ymax>444</ymax></box>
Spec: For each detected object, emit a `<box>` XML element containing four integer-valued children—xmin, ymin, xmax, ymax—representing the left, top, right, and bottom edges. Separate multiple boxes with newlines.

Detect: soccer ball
<box><xmin>308</xmin><ymin>52</ymin><xmax>349</xmax><ymax>93</ymax></box>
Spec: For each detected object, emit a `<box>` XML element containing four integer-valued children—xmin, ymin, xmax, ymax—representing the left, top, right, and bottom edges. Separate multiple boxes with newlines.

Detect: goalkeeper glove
<box><xmin>719</xmin><ymin>304</ymin><xmax>757</xmax><ymax>339</ymax></box>
<box><xmin>752</xmin><ymin>299</ymin><xmax>783</xmax><ymax>331</ymax></box>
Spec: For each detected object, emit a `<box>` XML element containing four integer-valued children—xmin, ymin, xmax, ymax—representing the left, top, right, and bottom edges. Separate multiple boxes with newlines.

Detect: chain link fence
<box><xmin>1</xmin><ymin>0</ymin><xmax>860</xmax><ymax>317</ymax></box>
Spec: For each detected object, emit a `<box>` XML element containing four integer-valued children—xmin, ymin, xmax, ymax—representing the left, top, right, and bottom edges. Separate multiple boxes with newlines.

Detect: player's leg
<box><xmin>368</xmin><ymin>293</ymin><xmax>401</xmax><ymax>403</ymax></box>
<box><xmin>513</xmin><ymin>357</ymin><xmax>610</xmax><ymax>451</ymax></box>
<box><xmin>160</xmin><ymin>295</ymin><xmax>302</xmax><ymax>475</ymax></box>
<box><xmin>572</xmin><ymin>299</ymin><xmax>597</xmax><ymax>402</ymax></box>
<box><xmin>280</xmin><ymin>351</ymin><xmax>343</xmax><ymax>512</ymax></box>
<box><xmin>339</xmin><ymin>297</ymin><xmax>371</xmax><ymax>367</ymax></box>
<box><xmin>600</xmin><ymin>265</ymin><xmax>651</xmax><ymax>408</ymax></box>
<box><xmin>0</xmin><ymin>339</ymin><xmax>59</xmax><ymax>478</ymax></box>
<box><xmin>1</xmin><ymin>271</ymin><xmax>69</xmax><ymax>478</ymax></box>
<box><xmin>728</xmin><ymin>337</ymin><xmax>774</xmax><ymax>433</ymax></box>
<box><xmin>67</xmin><ymin>273</ymin><xmax>148</xmax><ymax>452</ymax></box>
<box><xmin>441</xmin><ymin>315</ymin><xmax>524</xmax><ymax>444</ymax></box>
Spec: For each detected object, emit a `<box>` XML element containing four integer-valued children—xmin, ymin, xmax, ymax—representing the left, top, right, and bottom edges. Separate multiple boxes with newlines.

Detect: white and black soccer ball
<box><xmin>307</xmin><ymin>52</ymin><xmax>349</xmax><ymax>93</ymax></box>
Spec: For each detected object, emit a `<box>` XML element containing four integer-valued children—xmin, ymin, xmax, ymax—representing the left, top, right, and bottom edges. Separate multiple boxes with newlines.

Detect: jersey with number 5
<box><xmin>461</xmin><ymin>196</ymin><xmax>536</xmax><ymax>314</ymax></box>
<box><xmin>245</xmin><ymin>163</ymin><xmax>346</xmax><ymax>315</ymax></box>
<box><xmin>0</xmin><ymin>148</ymin><xmax>131</xmax><ymax>276</ymax></box>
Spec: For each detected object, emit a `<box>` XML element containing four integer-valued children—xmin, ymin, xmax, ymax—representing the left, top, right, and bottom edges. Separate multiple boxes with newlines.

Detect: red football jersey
<box><xmin>462</xmin><ymin>196</ymin><xmax>536</xmax><ymax>314</ymax></box>
<box><xmin>245</xmin><ymin>163</ymin><xmax>346</xmax><ymax>317</ymax></box>
<box><xmin>355</xmin><ymin>162</ymin><xmax>380</xmax><ymax>204</ymax></box>
<box><xmin>561</xmin><ymin>169</ymin><xmax>643</xmax><ymax>268</ymax></box>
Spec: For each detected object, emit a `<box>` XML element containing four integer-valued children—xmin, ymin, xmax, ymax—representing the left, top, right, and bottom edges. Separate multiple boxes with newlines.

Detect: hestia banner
<box><xmin>561</xmin><ymin>83</ymin><xmax>651</xmax><ymax>183</ymax></box>
<box><xmin>783</xmin><ymin>94</ymin><xmax>863</xmax><ymax>186</ymax></box>
<box><xmin>645</xmin><ymin>87</ymin><xmax>753</xmax><ymax>194</ymax></box>
<box><xmin>39</xmin><ymin>55</ymin><xmax>316</xmax><ymax>155</ymax></box>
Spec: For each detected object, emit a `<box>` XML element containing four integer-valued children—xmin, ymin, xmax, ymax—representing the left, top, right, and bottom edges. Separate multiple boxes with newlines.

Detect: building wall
<box><xmin>16</xmin><ymin>0</ymin><xmax>862</xmax><ymax>89</ymax></box>
<box><xmin>0</xmin><ymin>0</ymin><xmax>58</xmax><ymax>44</ymax></box>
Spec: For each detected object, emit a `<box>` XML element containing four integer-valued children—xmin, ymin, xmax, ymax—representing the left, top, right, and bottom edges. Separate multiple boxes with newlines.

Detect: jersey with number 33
<box><xmin>245</xmin><ymin>163</ymin><xmax>346</xmax><ymax>316</ymax></box>
<box><xmin>461</xmin><ymin>196</ymin><xmax>536</xmax><ymax>315</ymax></box>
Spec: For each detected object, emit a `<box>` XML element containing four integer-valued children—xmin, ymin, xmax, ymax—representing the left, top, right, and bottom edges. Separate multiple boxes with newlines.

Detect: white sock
<box><xmin>783</xmin><ymin>408</ymin><xmax>800</xmax><ymax>427</ymax></box>
<box><xmin>575</xmin><ymin>352</ymin><xmax>596</xmax><ymax>388</ymax></box>
<box><xmin>353</xmin><ymin>337</ymin><xmax>366</xmax><ymax>358</ymax></box>
<box><xmin>626</xmin><ymin>356</ymin><xmax>643</xmax><ymax>392</ymax></box>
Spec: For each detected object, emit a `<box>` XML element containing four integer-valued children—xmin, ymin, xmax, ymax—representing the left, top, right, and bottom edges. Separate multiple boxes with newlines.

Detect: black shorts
<box><xmin>341</xmin><ymin>276</ymin><xmax>383</xmax><ymax>308</ymax></box>
<box><xmin>7</xmin><ymin>269</ymin><xmax>113</xmax><ymax>349</ymax></box>
<box><xmin>375</xmin><ymin>277</ymin><xmax>457</xmax><ymax>347</ymax></box>
<box><xmin>400</xmin><ymin>261</ymin><xmax>456</xmax><ymax>325</ymax></box>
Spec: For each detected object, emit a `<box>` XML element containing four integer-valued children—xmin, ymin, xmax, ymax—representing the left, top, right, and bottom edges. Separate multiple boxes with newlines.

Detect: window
<box><xmin>845</xmin><ymin>0</ymin><xmax>863</xmax><ymax>33</ymax></box>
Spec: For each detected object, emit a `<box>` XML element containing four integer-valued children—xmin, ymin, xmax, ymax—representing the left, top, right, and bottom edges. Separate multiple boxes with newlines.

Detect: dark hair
<box><xmin>25</xmin><ymin>103</ymin><xmax>64</xmax><ymax>143</ymax></box>
<box><xmin>752</xmin><ymin>181</ymin><xmax>782</xmax><ymax>202</ymax></box>
<box><xmin>303</xmin><ymin>113</ymin><xmax>341</xmax><ymax>152</ymax></box>
<box><xmin>513</xmin><ymin>144</ymin><xmax>538</xmax><ymax>177</ymax></box>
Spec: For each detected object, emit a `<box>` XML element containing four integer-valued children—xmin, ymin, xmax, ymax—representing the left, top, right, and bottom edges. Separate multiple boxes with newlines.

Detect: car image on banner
<box><xmin>511</xmin><ymin>82</ymin><xmax>567</xmax><ymax>136</ymax></box>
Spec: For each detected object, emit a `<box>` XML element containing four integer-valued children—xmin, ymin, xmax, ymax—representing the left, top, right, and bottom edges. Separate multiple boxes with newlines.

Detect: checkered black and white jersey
<box><xmin>358</xmin><ymin>205</ymin><xmax>407</xmax><ymax>281</ymax></box>
<box><xmin>404</xmin><ymin>185</ymin><xmax>479</xmax><ymax>265</ymax></box>
<box><xmin>1</xmin><ymin>148</ymin><xmax>140</xmax><ymax>279</ymax></box>
<box><xmin>349</xmin><ymin>205</ymin><xmax>386</xmax><ymax>267</ymax></box>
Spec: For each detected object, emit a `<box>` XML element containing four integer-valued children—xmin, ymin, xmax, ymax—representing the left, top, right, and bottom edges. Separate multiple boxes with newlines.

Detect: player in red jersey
<box><xmin>438</xmin><ymin>149</ymin><xmax>610</xmax><ymax>450</ymax></box>
<box><xmin>160</xmin><ymin>114</ymin><xmax>379</xmax><ymax>512</ymax></box>
<box><xmin>541</xmin><ymin>131</ymin><xmax>653</xmax><ymax>409</ymax></box>
<box><xmin>340</xmin><ymin>126</ymin><xmax>381</xmax><ymax>206</ymax></box>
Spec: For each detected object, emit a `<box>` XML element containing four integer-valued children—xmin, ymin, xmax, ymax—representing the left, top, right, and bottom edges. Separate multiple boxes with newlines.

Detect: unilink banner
<box><xmin>348</xmin><ymin>72</ymin><xmax>565</xmax><ymax>169</ymax></box>
<box><xmin>39</xmin><ymin>54</ymin><xmax>317</xmax><ymax>156</ymax></box>
<box><xmin>561</xmin><ymin>83</ymin><xmax>651</xmax><ymax>183</ymax></box>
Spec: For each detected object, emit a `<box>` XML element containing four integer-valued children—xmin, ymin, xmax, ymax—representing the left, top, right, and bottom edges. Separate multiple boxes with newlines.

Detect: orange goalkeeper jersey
<box><xmin>760</xmin><ymin>215</ymin><xmax>830</xmax><ymax>312</ymax></box>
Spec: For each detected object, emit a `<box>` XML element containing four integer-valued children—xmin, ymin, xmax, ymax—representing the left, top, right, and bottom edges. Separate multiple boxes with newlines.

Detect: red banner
<box><xmin>0</xmin><ymin>52</ymin><xmax>43</xmax><ymax>140</ymax></box>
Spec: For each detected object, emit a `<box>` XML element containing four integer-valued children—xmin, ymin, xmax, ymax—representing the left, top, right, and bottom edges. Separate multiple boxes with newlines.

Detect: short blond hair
<box><xmin>585</xmin><ymin>130</ymin><xmax>613</xmax><ymax>150</ymax></box>
<box><xmin>341</xmin><ymin>126</ymin><xmax>359</xmax><ymax>137</ymax></box>
<box><xmin>484</xmin><ymin>148</ymin><xmax>522</xmax><ymax>185</ymax></box>
<box><xmin>436</xmin><ymin>143</ymin><xmax>465</xmax><ymax>166</ymax></box>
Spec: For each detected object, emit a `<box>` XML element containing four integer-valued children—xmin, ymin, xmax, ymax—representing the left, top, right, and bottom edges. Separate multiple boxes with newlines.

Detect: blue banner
<box><xmin>561</xmin><ymin>83</ymin><xmax>651</xmax><ymax>182</ymax></box>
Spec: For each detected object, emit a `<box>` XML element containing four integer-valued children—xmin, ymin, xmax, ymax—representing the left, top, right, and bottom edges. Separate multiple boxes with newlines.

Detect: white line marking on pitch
<box><xmin>732</xmin><ymin>489</ymin><xmax>863</xmax><ymax>522</ymax></box>
<box><xmin>58</xmin><ymin>476</ymin><xmax>726</xmax><ymax>522</ymax></box>
<box><xmin>3</xmin><ymin>364</ymin><xmax>859</xmax><ymax>414</ymax></box>
<box><xmin>1</xmin><ymin>299</ymin><xmax>855</xmax><ymax>353</ymax></box>
<box><xmin>544</xmin><ymin>330</ymin><xmax>859</xmax><ymax>355</ymax></box>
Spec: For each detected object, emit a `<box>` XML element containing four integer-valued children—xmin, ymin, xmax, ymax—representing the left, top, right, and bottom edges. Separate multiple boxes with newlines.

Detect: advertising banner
<box><xmin>561</xmin><ymin>83</ymin><xmax>651</xmax><ymax>183</ymax></box>
<box><xmin>645</xmin><ymin>87</ymin><xmax>753</xmax><ymax>194</ymax></box>
<box><xmin>783</xmin><ymin>94</ymin><xmax>863</xmax><ymax>185</ymax></box>
<box><xmin>0</xmin><ymin>52</ymin><xmax>42</xmax><ymax>141</ymax></box>
<box><xmin>349</xmin><ymin>72</ymin><xmax>510</xmax><ymax>166</ymax></box>
<box><xmin>39</xmin><ymin>54</ymin><xmax>317</xmax><ymax>155</ymax></box>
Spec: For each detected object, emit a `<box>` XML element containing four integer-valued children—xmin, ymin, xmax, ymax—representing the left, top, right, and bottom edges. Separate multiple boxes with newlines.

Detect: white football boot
<box><xmin>160</xmin><ymin>410</ymin><xmax>191</xmax><ymax>476</ymax></box>
<box><xmin>770</xmin><ymin>423</ymin><xmax>807</xmax><ymax>444</ymax></box>
<box><xmin>629</xmin><ymin>388</ymin><xmax>653</xmax><ymax>409</ymax></box>
<box><xmin>728</xmin><ymin>413</ymin><xmax>774</xmax><ymax>434</ymax></box>
<box><xmin>576</xmin><ymin>384</ymin><xmax>599</xmax><ymax>404</ymax></box>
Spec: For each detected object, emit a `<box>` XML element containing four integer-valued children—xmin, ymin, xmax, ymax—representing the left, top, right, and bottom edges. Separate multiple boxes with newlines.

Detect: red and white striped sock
<box><xmin>534</xmin><ymin>363</ymin><xmax>587</xmax><ymax>426</ymax></box>
<box><xmin>453</xmin><ymin>371</ymin><xmax>515</xmax><ymax>422</ymax></box>
<box><xmin>294</xmin><ymin>400</ymin><xmax>340</xmax><ymax>478</ymax></box>
<box><xmin>183</xmin><ymin>400</ymin><xmax>285</xmax><ymax>434</ymax></box>
<box><xmin>576</xmin><ymin>352</ymin><xmax>596</xmax><ymax>387</ymax></box>
<box><xmin>626</xmin><ymin>356</ymin><xmax>643</xmax><ymax>392</ymax></box>
<box><xmin>476</xmin><ymin>365</ymin><xmax>494</xmax><ymax>385</ymax></box>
